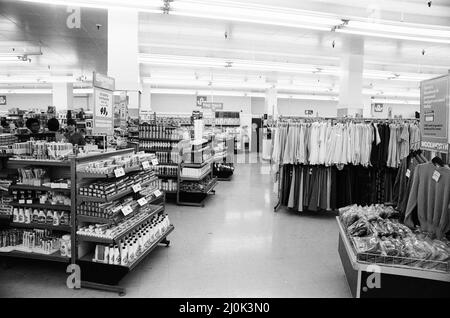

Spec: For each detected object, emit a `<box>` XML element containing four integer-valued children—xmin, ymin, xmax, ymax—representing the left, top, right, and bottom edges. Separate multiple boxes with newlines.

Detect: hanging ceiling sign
<box><xmin>420</xmin><ymin>74</ymin><xmax>449</xmax><ymax>153</ymax></box>
<box><xmin>304</xmin><ymin>110</ymin><xmax>313</xmax><ymax>116</ymax></box>
<box><xmin>203</xmin><ymin>102</ymin><xmax>223</xmax><ymax>110</ymax></box>
<box><xmin>93</xmin><ymin>72</ymin><xmax>115</xmax><ymax>91</ymax></box>
<box><xmin>92</xmin><ymin>72</ymin><xmax>115</xmax><ymax>135</ymax></box>
<box><xmin>196</xmin><ymin>95</ymin><xmax>207</xmax><ymax>107</ymax></box>
<box><xmin>0</xmin><ymin>96</ymin><xmax>6</xmax><ymax>105</ymax></box>
<box><xmin>373</xmin><ymin>103</ymin><xmax>383</xmax><ymax>112</ymax></box>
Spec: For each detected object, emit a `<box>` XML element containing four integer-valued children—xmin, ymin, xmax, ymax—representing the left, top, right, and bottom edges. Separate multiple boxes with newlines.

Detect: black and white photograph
<box><xmin>0</xmin><ymin>0</ymin><xmax>449</xmax><ymax>304</ymax></box>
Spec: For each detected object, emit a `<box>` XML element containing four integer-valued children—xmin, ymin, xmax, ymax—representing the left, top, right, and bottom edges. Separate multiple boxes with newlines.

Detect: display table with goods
<box><xmin>177</xmin><ymin>139</ymin><xmax>217</xmax><ymax>207</ymax></box>
<box><xmin>75</xmin><ymin>149</ymin><xmax>173</xmax><ymax>295</ymax></box>
<box><xmin>338</xmin><ymin>204</ymin><xmax>450</xmax><ymax>298</ymax></box>
<box><xmin>211</xmin><ymin>134</ymin><xmax>235</xmax><ymax>181</ymax></box>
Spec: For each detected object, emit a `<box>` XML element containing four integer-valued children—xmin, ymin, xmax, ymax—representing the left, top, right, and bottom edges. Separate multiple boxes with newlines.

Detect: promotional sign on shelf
<box><xmin>196</xmin><ymin>95</ymin><xmax>207</xmax><ymax>107</ymax></box>
<box><xmin>93</xmin><ymin>72</ymin><xmax>115</xmax><ymax>135</ymax></box>
<box><xmin>420</xmin><ymin>74</ymin><xmax>450</xmax><ymax>153</ymax></box>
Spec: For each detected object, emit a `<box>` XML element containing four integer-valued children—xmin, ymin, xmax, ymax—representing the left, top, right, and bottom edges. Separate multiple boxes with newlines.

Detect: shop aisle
<box><xmin>0</xmin><ymin>162</ymin><xmax>351</xmax><ymax>298</ymax></box>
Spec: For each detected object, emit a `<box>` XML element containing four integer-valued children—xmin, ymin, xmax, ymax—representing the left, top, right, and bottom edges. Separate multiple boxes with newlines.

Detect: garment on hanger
<box><xmin>405</xmin><ymin>162</ymin><xmax>450</xmax><ymax>239</ymax></box>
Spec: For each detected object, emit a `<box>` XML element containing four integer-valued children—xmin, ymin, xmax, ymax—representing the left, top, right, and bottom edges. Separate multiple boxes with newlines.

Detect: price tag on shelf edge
<box><xmin>137</xmin><ymin>197</ymin><xmax>148</xmax><ymax>206</ymax></box>
<box><xmin>142</xmin><ymin>161</ymin><xmax>151</xmax><ymax>170</ymax></box>
<box><xmin>114</xmin><ymin>167</ymin><xmax>125</xmax><ymax>178</ymax></box>
<box><xmin>121</xmin><ymin>205</ymin><xmax>133</xmax><ymax>216</ymax></box>
<box><xmin>132</xmin><ymin>184</ymin><xmax>142</xmax><ymax>193</ymax></box>
<box><xmin>154</xmin><ymin>189</ymin><xmax>162</xmax><ymax>197</ymax></box>
<box><xmin>151</xmin><ymin>158</ymin><xmax>159</xmax><ymax>166</ymax></box>
<box><xmin>112</xmin><ymin>205</ymin><xmax>123</xmax><ymax>213</ymax></box>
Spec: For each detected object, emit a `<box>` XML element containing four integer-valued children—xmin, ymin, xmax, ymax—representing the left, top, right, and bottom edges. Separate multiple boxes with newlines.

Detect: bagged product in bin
<box><xmin>352</xmin><ymin>236</ymin><xmax>381</xmax><ymax>255</ymax></box>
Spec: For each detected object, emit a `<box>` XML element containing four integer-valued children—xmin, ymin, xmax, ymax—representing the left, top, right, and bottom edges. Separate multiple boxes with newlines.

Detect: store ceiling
<box><xmin>0</xmin><ymin>0</ymin><xmax>449</xmax><ymax>103</ymax></box>
<box><xmin>0</xmin><ymin>1</ymin><xmax>107</xmax><ymax>80</ymax></box>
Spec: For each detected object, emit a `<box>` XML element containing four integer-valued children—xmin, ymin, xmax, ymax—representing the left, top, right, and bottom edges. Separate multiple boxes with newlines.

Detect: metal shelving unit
<box><xmin>75</xmin><ymin>149</ymin><xmax>173</xmax><ymax>296</ymax></box>
<box><xmin>9</xmin><ymin>222</ymin><xmax>71</xmax><ymax>232</ymax></box>
<box><xmin>10</xmin><ymin>184</ymin><xmax>71</xmax><ymax>193</ymax></box>
<box><xmin>0</xmin><ymin>155</ymin><xmax>77</xmax><ymax>267</ymax></box>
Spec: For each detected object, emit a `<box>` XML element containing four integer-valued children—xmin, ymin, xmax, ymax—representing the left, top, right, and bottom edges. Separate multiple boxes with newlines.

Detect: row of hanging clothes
<box><xmin>273</xmin><ymin>117</ymin><xmax>421</xmax><ymax>212</ymax></box>
<box><xmin>272</xmin><ymin>118</ymin><xmax>421</xmax><ymax>168</ymax></box>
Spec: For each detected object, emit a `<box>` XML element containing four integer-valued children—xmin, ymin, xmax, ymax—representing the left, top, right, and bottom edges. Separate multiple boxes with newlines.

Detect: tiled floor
<box><xmin>0</xmin><ymin>161</ymin><xmax>351</xmax><ymax>298</ymax></box>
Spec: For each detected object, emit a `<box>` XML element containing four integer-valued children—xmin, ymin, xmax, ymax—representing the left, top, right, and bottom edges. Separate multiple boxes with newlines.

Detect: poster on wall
<box><xmin>92</xmin><ymin>72</ymin><xmax>115</xmax><ymax>135</ymax></box>
<box><xmin>420</xmin><ymin>75</ymin><xmax>449</xmax><ymax>153</ymax></box>
<box><xmin>0</xmin><ymin>96</ymin><xmax>6</xmax><ymax>105</ymax></box>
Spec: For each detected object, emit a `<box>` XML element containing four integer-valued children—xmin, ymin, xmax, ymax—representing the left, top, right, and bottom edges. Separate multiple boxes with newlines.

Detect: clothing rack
<box><xmin>272</xmin><ymin>117</ymin><xmax>421</xmax><ymax>212</ymax></box>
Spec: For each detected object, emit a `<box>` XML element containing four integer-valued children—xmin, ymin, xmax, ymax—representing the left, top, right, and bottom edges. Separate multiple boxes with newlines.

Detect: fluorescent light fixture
<box><xmin>144</xmin><ymin>77</ymin><xmax>270</xmax><ymax>90</ymax></box>
<box><xmin>15</xmin><ymin>0</ymin><xmax>162</xmax><ymax>12</ymax></box>
<box><xmin>141</xmin><ymin>54</ymin><xmax>438</xmax><ymax>82</ymax></box>
<box><xmin>150</xmin><ymin>88</ymin><xmax>265</xmax><ymax>98</ymax></box>
<box><xmin>347</xmin><ymin>20</ymin><xmax>450</xmax><ymax>39</ymax></box>
<box><xmin>0</xmin><ymin>76</ymin><xmax>78</xmax><ymax>84</ymax></box>
<box><xmin>278</xmin><ymin>94</ymin><xmax>337</xmax><ymax>101</ymax></box>
<box><xmin>336</xmin><ymin>28</ymin><xmax>450</xmax><ymax>44</ymax></box>
<box><xmin>74</xmin><ymin>88</ymin><xmax>93</xmax><ymax>94</ymax></box>
<box><xmin>0</xmin><ymin>89</ymin><xmax>52</xmax><ymax>94</ymax></box>
<box><xmin>371</xmin><ymin>98</ymin><xmax>419</xmax><ymax>105</ymax></box>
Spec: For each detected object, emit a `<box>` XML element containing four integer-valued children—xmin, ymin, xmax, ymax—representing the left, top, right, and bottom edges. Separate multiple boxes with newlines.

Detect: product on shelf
<box><xmin>77</xmin><ymin>204</ymin><xmax>164</xmax><ymax>240</ymax></box>
<box><xmin>139</xmin><ymin>124</ymin><xmax>181</xmax><ymax>140</ymax></box>
<box><xmin>153</xmin><ymin>151</ymin><xmax>180</xmax><ymax>164</ymax></box>
<box><xmin>16</xmin><ymin>168</ymin><xmax>71</xmax><ymax>188</ymax></box>
<box><xmin>154</xmin><ymin>165</ymin><xmax>178</xmax><ymax>176</ymax></box>
<box><xmin>12</xmin><ymin>141</ymin><xmax>73</xmax><ymax>160</ymax></box>
<box><xmin>0</xmin><ymin>179</ymin><xmax>13</xmax><ymax>191</ymax></box>
<box><xmin>181</xmin><ymin>164</ymin><xmax>211</xmax><ymax>178</ymax></box>
<box><xmin>78</xmin><ymin>170</ymin><xmax>156</xmax><ymax>199</ymax></box>
<box><xmin>0</xmin><ymin>134</ymin><xmax>18</xmax><ymax>154</ymax></box>
<box><xmin>0</xmin><ymin>204</ymin><xmax>12</xmax><ymax>216</ymax></box>
<box><xmin>139</xmin><ymin>141</ymin><xmax>180</xmax><ymax>151</ymax></box>
<box><xmin>77</xmin><ymin>152</ymin><xmax>156</xmax><ymax>175</ymax></box>
<box><xmin>0</xmin><ymin>228</ymin><xmax>68</xmax><ymax>257</ymax></box>
<box><xmin>91</xmin><ymin>213</ymin><xmax>171</xmax><ymax>265</ymax></box>
<box><xmin>156</xmin><ymin>179</ymin><xmax>178</xmax><ymax>192</ymax></box>
<box><xmin>340</xmin><ymin>204</ymin><xmax>450</xmax><ymax>272</ymax></box>
<box><xmin>12</xmin><ymin>207</ymin><xmax>70</xmax><ymax>226</ymax></box>
<box><xmin>11</xmin><ymin>188</ymin><xmax>71</xmax><ymax>206</ymax></box>
<box><xmin>180</xmin><ymin>175</ymin><xmax>215</xmax><ymax>193</ymax></box>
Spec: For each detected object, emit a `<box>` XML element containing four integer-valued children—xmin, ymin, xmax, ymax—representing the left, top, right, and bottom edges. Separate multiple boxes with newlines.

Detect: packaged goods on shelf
<box><xmin>12</xmin><ymin>141</ymin><xmax>73</xmax><ymax>160</ymax></box>
<box><xmin>339</xmin><ymin>204</ymin><xmax>450</xmax><ymax>272</ymax></box>
<box><xmin>156</xmin><ymin>179</ymin><xmax>178</xmax><ymax>192</ymax></box>
<box><xmin>154</xmin><ymin>151</ymin><xmax>180</xmax><ymax>164</ymax></box>
<box><xmin>180</xmin><ymin>175</ymin><xmax>215</xmax><ymax>192</ymax></box>
<box><xmin>0</xmin><ymin>134</ymin><xmax>18</xmax><ymax>154</ymax></box>
<box><xmin>77</xmin><ymin>205</ymin><xmax>164</xmax><ymax>240</ymax></box>
<box><xmin>181</xmin><ymin>164</ymin><xmax>211</xmax><ymax>178</ymax></box>
<box><xmin>91</xmin><ymin>214</ymin><xmax>171</xmax><ymax>265</ymax></box>
<box><xmin>11</xmin><ymin>189</ymin><xmax>71</xmax><ymax>206</ymax></box>
<box><xmin>154</xmin><ymin>165</ymin><xmax>178</xmax><ymax>176</ymax></box>
<box><xmin>12</xmin><ymin>207</ymin><xmax>70</xmax><ymax>226</ymax></box>
<box><xmin>0</xmin><ymin>228</ymin><xmax>67</xmax><ymax>256</ymax></box>
<box><xmin>139</xmin><ymin>124</ymin><xmax>181</xmax><ymax>140</ymax></box>
<box><xmin>15</xmin><ymin>168</ymin><xmax>71</xmax><ymax>189</ymax></box>
<box><xmin>77</xmin><ymin>152</ymin><xmax>155</xmax><ymax>175</ymax></box>
<box><xmin>139</xmin><ymin>141</ymin><xmax>180</xmax><ymax>151</ymax></box>
<box><xmin>0</xmin><ymin>179</ymin><xmax>13</xmax><ymax>191</ymax></box>
<box><xmin>78</xmin><ymin>170</ymin><xmax>156</xmax><ymax>199</ymax></box>
<box><xmin>0</xmin><ymin>204</ymin><xmax>12</xmax><ymax>216</ymax></box>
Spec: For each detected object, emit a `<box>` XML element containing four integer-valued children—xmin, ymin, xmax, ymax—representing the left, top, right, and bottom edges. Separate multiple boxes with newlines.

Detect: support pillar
<box><xmin>107</xmin><ymin>9</ymin><xmax>139</xmax><ymax>91</ymax></box>
<box><xmin>140</xmin><ymin>83</ymin><xmax>152</xmax><ymax>114</ymax></box>
<box><xmin>265</xmin><ymin>87</ymin><xmax>278</xmax><ymax>119</ymax></box>
<box><xmin>337</xmin><ymin>36</ymin><xmax>364</xmax><ymax>117</ymax></box>
<box><xmin>52</xmin><ymin>83</ymin><xmax>73</xmax><ymax>111</ymax></box>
